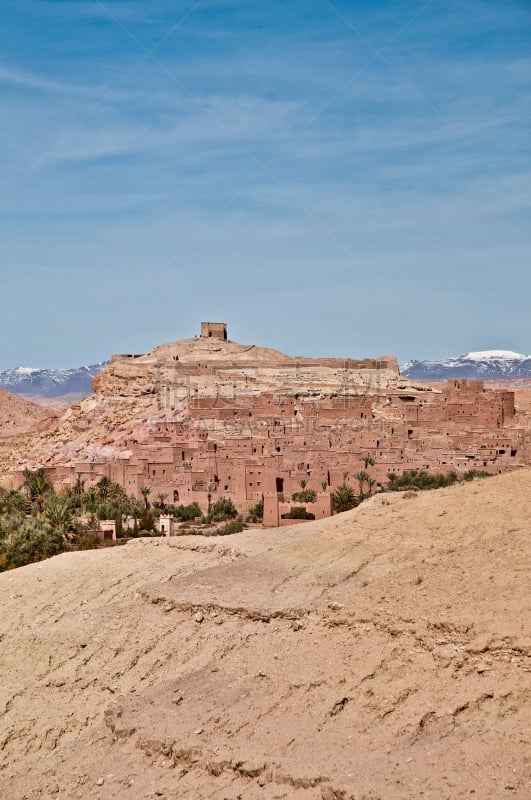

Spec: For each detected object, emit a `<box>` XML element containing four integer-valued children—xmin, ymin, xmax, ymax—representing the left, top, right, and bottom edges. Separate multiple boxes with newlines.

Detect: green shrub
<box><xmin>171</xmin><ymin>502</ymin><xmax>202</xmax><ymax>521</ymax></box>
<box><xmin>114</xmin><ymin>513</ymin><xmax>123</xmax><ymax>538</ymax></box>
<box><xmin>215</xmin><ymin>518</ymin><xmax>245</xmax><ymax>535</ymax></box>
<box><xmin>291</xmin><ymin>489</ymin><xmax>317</xmax><ymax>503</ymax></box>
<box><xmin>386</xmin><ymin>470</ymin><xmax>459</xmax><ymax>491</ymax></box>
<box><xmin>208</xmin><ymin>497</ymin><xmax>238</xmax><ymax>523</ymax></box>
<box><xmin>0</xmin><ymin>490</ymin><xmax>28</xmax><ymax>515</ymax></box>
<box><xmin>74</xmin><ymin>533</ymin><xmax>101</xmax><ymax>550</ymax></box>
<box><xmin>1</xmin><ymin>519</ymin><xmax>65</xmax><ymax>570</ymax></box>
<box><xmin>281</xmin><ymin>507</ymin><xmax>315</xmax><ymax>520</ymax></box>
<box><xmin>246</xmin><ymin>499</ymin><xmax>264</xmax><ymax>523</ymax></box>
<box><xmin>139</xmin><ymin>509</ymin><xmax>155</xmax><ymax>532</ymax></box>
<box><xmin>463</xmin><ymin>469</ymin><xmax>491</xmax><ymax>481</ymax></box>
<box><xmin>388</xmin><ymin>468</ymin><xmax>491</xmax><ymax>491</ymax></box>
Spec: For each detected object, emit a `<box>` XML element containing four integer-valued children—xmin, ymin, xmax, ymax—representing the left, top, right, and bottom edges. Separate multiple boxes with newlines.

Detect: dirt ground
<box><xmin>0</xmin><ymin>470</ymin><xmax>529</xmax><ymax>799</ymax></box>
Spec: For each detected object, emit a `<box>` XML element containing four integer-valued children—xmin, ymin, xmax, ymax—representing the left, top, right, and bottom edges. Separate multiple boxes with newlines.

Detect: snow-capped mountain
<box><xmin>0</xmin><ymin>362</ymin><xmax>109</xmax><ymax>398</ymax></box>
<box><xmin>401</xmin><ymin>350</ymin><xmax>531</xmax><ymax>380</ymax></box>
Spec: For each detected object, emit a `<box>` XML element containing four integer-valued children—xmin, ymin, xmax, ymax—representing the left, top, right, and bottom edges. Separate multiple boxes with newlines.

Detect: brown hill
<box><xmin>0</xmin><ymin>387</ymin><xmax>59</xmax><ymax>437</ymax></box>
<box><xmin>0</xmin><ymin>388</ymin><xmax>60</xmax><ymax>475</ymax></box>
<box><xmin>0</xmin><ymin>470</ymin><xmax>529</xmax><ymax>799</ymax></box>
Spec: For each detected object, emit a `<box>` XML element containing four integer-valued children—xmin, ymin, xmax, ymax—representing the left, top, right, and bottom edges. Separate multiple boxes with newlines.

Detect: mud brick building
<box><xmin>30</xmin><ymin>324</ymin><xmax>530</xmax><ymax>526</ymax></box>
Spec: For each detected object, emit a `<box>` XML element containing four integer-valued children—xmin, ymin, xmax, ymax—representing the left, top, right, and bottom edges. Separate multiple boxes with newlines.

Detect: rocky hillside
<box><xmin>401</xmin><ymin>350</ymin><xmax>531</xmax><ymax>380</ymax></box>
<box><xmin>0</xmin><ymin>470</ymin><xmax>529</xmax><ymax>799</ymax></box>
<box><xmin>0</xmin><ymin>388</ymin><xmax>59</xmax><ymax>446</ymax></box>
<box><xmin>0</xmin><ymin>336</ymin><xmax>401</xmax><ymax>474</ymax></box>
<box><xmin>93</xmin><ymin>337</ymin><xmax>398</xmax><ymax>398</ymax></box>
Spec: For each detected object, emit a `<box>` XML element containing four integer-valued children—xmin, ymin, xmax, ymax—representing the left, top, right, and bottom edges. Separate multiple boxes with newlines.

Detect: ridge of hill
<box><xmin>0</xmin><ymin>387</ymin><xmax>60</xmax><ymax>443</ymax></box>
<box><xmin>0</xmin><ymin>470</ymin><xmax>529</xmax><ymax>798</ymax></box>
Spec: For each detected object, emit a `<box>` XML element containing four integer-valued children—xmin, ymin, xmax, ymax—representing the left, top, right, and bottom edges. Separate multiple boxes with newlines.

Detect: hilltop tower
<box><xmin>201</xmin><ymin>322</ymin><xmax>228</xmax><ymax>341</ymax></box>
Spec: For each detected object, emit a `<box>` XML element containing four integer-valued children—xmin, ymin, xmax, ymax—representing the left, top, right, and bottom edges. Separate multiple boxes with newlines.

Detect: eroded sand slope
<box><xmin>0</xmin><ymin>471</ymin><xmax>530</xmax><ymax>799</ymax></box>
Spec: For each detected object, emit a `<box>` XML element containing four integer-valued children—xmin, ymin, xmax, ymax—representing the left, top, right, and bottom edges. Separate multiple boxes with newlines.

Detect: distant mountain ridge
<box><xmin>0</xmin><ymin>363</ymin><xmax>108</xmax><ymax>398</ymax></box>
<box><xmin>2</xmin><ymin>348</ymin><xmax>530</xmax><ymax>398</ymax></box>
<box><xmin>401</xmin><ymin>350</ymin><xmax>531</xmax><ymax>380</ymax></box>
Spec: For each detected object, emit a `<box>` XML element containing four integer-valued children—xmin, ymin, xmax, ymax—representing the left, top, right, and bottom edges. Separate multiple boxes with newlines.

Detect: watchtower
<box><xmin>201</xmin><ymin>322</ymin><xmax>228</xmax><ymax>341</ymax></box>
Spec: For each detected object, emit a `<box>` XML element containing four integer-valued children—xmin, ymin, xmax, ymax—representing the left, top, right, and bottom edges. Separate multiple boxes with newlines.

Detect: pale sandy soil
<box><xmin>0</xmin><ymin>470</ymin><xmax>530</xmax><ymax>800</ymax></box>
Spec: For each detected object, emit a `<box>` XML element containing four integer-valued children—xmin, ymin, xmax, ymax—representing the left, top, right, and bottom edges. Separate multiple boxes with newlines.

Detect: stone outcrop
<box><xmin>92</xmin><ymin>336</ymin><xmax>399</xmax><ymax>400</ymax></box>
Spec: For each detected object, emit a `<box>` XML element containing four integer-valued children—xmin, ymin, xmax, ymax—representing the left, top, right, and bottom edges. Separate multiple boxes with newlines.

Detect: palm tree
<box><xmin>321</xmin><ymin>480</ymin><xmax>328</xmax><ymax>492</ymax></box>
<box><xmin>23</xmin><ymin>468</ymin><xmax>53</xmax><ymax>514</ymax></box>
<box><xmin>363</xmin><ymin>455</ymin><xmax>376</xmax><ymax>469</ymax></box>
<box><xmin>73</xmin><ymin>473</ymin><xmax>85</xmax><ymax>496</ymax></box>
<box><xmin>332</xmin><ymin>483</ymin><xmax>358</xmax><ymax>513</ymax></box>
<box><xmin>127</xmin><ymin>495</ymin><xmax>144</xmax><ymax>517</ymax></box>
<box><xmin>96</xmin><ymin>476</ymin><xmax>113</xmax><ymax>499</ymax></box>
<box><xmin>140</xmin><ymin>486</ymin><xmax>151</xmax><ymax>511</ymax></box>
<box><xmin>366</xmin><ymin>477</ymin><xmax>376</xmax><ymax>496</ymax></box>
<box><xmin>43</xmin><ymin>499</ymin><xmax>74</xmax><ymax>540</ymax></box>
<box><xmin>387</xmin><ymin>472</ymin><xmax>398</xmax><ymax>487</ymax></box>
<box><xmin>156</xmin><ymin>492</ymin><xmax>168</xmax><ymax>511</ymax></box>
<box><xmin>354</xmin><ymin>470</ymin><xmax>370</xmax><ymax>497</ymax></box>
<box><xmin>109</xmin><ymin>481</ymin><xmax>126</xmax><ymax>500</ymax></box>
<box><xmin>83</xmin><ymin>487</ymin><xmax>99</xmax><ymax>513</ymax></box>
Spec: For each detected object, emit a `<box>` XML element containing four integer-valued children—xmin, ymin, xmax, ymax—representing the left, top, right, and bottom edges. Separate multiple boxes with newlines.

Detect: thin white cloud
<box><xmin>0</xmin><ymin>66</ymin><xmax>79</xmax><ymax>94</ymax></box>
<box><xmin>39</xmin><ymin>94</ymin><xmax>302</xmax><ymax>162</ymax></box>
<box><xmin>22</xmin><ymin>0</ymin><xmax>153</xmax><ymax>23</ymax></box>
<box><xmin>0</xmin><ymin>65</ymin><xmax>126</xmax><ymax>100</ymax></box>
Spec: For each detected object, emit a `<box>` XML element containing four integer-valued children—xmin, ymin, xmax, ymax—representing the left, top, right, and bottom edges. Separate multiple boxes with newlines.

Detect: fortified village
<box><xmin>9</xmin><ymin>323</ymin><xmax>530</xmax><ymax>526</ymax></box>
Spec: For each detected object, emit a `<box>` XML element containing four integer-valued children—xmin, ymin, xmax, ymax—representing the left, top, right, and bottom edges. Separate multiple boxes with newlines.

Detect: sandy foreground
<box><xmin>0</xmin><ymin>472</ymin><xmax>529</xmax><ymax>799</ymax></box>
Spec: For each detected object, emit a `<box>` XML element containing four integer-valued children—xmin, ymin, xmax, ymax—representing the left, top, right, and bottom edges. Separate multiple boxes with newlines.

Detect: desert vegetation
<box><xmin>246</xmin><ymin>498</ymin><xmax>264</xmax><ymax>523</ymax></box>
<box><xmin>330</xmin><ymin>466</ymin><xmax>492</xmax><ymax>515</ymax></box>
<box><xmin>0</xmin><ymin>471</ymin><xmax>252</xmax><ymax>571</ymax></box>
<box><xmin>291</xmin><ymin>479</ymin><xmax>318</xmax><ymax>503</ymax></box>
<box><xmin>386</xmin><ymin>468</ymin><xmax>490</xmax><ymax>491</ymax></box>
<box><xmin>0</xmin><ymin>470</ymin><xmax>143</xmax><ymax>570</ymax></box>
<box><xmin>0</xmin><ymin>462</ymin><xmax>494</xmax><ymax>569</ymax></box>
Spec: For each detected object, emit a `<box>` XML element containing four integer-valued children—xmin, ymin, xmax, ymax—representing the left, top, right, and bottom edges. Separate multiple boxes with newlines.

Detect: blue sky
<box><xmin>0</xmin><ymin>0</ymin><xmax>530</xmax><ymax>368</ymax></box>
